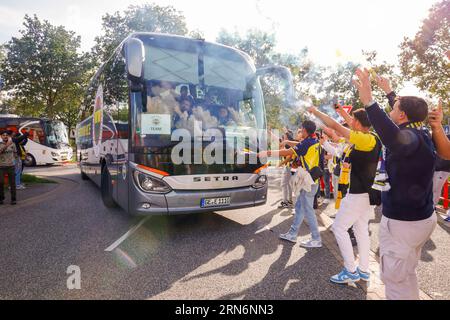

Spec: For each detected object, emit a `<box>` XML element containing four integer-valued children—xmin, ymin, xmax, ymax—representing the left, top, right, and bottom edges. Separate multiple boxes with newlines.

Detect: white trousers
<box><xmin>380</xmin><ymin>214</ymin><xmax>437</xmax><ymax>300</ymax></box>
<box><xmin>332</xmin><ymin>193</ymin><xmax>373</xmax><ymax>273</ymax></box>
<box><xmin>332</xmin><ymin>174</ymin><xmax>340</xmax><ymax>201</ymax></box>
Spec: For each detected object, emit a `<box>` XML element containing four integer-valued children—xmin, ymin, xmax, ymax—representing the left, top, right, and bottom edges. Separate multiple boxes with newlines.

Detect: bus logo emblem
<box><xmin>122</xmin><ymin>164</ymin><xmax>127</xmax><ymax>180</ymax></box>
<box><xmin>194</xmin><ymin>176</ymin><xmax>239</xmax><ymax>182</ymax></box>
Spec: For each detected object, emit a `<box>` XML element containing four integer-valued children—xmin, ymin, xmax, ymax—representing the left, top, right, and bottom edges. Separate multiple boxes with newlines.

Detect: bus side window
<box><xmin>103</xmin><ymin>52</ymin><xmax>129</xmax><ymax>140</ymax></box>
<box><xmin>23</xmin><ymin>124</ymin><xmax>45</xmax><ymax>145</ymax></box>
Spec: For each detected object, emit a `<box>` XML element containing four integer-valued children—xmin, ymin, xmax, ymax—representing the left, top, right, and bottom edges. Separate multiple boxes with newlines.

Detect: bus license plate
<box><xmin>201</xmin><ymin>197</ymin><xmax>231</xmax><ymax>208</ymax></box>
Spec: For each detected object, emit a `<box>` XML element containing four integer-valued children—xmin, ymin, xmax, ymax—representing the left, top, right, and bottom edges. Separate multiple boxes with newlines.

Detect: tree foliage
<box><xmin>216</xmin><ymin>29</ymin><xmax>317</xmax><ymax>130</ymax></box>
<box><xmin>318</xmin><ymin>51</ymin><xmax>402</xmax><ymax>112</ymax></box>
<box><xmin>215</xmin><ymin>29</ymin><xmax>403</xmax><ymax>129</ymax></box>
<box><xmin>0</xmin><ymin>15</ymin><xmax>92</xmax><ymax>131</ymax></box>
<box><xmin>399</xmin><ymin>0</ymin><xmax>450</xmax><ymax>105</ymax></box>
<box><xmin>93</xmin><ymin>3</ymin><xmax>188</xmax><ymax>65</ymax></box>
<box><xmin>217</xmin><ymin>29</ymin><xmax>277</xmax><ymax>68</ymax></box>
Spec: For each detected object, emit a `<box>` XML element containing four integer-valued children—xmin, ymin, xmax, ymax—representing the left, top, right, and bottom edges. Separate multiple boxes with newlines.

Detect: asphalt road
<box><xmin>0</xmin><ymin>164</ymin><xmax>366</xmax><ymax>300</ymax></box>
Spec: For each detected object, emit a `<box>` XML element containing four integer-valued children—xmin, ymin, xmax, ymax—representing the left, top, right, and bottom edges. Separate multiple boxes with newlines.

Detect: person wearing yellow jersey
<box><xmin>308</xmin><ymin>106</ymin><xmax>381</xmax><ymax>284</ymax></box>
<box><xmin>259</xmin><ymin>121</ymin><xmax>323</xmax><ymax>248</ymax></box>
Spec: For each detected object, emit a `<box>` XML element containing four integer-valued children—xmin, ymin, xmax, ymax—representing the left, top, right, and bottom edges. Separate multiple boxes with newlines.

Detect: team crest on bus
<box><xmin>92</xmin><ymin>85</ymin><xmax>104</xmax><ymax>157</ymax></box>
<box><xmin>122</xmin><ymin>163</ymin><xmax>127</xmax><ymax>180</ymax></box>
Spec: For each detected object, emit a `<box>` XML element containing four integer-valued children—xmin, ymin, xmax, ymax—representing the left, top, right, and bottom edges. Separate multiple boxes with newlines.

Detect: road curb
<box><xmin>0</xmin><ymin>176</ymin><xmax>78</xmax><ymax>214</ymax></box>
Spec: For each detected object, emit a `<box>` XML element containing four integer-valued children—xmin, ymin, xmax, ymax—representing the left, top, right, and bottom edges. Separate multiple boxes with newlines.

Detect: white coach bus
<box><xmin>0</xmin><ymin>115</ymin><xmax>73</xmax><ymax>166</ymax></box>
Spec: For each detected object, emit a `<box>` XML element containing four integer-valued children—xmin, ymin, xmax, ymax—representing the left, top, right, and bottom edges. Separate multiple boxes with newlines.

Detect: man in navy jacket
<box><xmin>353</xmin><ymin>69</ymin><xmax>437</xmax><ymax>300</ymax></box>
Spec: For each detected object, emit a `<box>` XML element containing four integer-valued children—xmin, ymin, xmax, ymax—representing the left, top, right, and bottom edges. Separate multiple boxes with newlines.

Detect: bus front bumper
<box><xmin>129</xmin><ymin>184</ymin><xmax>268</xmax><ymax>216</ymax></box>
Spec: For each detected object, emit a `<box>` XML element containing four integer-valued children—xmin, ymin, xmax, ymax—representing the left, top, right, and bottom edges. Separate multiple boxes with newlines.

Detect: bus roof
<box><xmin>0</xmin><ymin>114</ymin><xmax>19</xmax><ymax>118</ymax></box>
<box><xmin>127</xmin><ymin>32</ymin><xmax>254</xmax><ymax>66</ymax></box>
<box><xmin>0</xmin><ymin>116</ymin><xmax>62</xmax><ymax>123</ymax></box>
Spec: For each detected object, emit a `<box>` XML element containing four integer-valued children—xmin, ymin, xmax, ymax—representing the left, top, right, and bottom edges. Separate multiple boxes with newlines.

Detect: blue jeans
<box><xmin>15</xmin><ymin>159</ymin><xmax>22</xmax><ymax>186</ymax></box>
<box><xmin>289</xmin><ymin>183</ymin><xmax>321</xmax><ymax>241</ymax></box>
<box><xmin>323</xmin><ymin>170</ymin><xmax>331</xmax><ymax>199</ymax></box>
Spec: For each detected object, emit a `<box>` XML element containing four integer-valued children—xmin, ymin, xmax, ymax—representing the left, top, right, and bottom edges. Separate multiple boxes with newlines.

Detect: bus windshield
<box><xmin>44</xmin><ymin>121</ymin><xmax>69</xmax><ymax>148</ymax></box>
<box><xmin>131</xmin><ymin>36</ymin><xmax>266</xmax><ymax>151</ymax></box>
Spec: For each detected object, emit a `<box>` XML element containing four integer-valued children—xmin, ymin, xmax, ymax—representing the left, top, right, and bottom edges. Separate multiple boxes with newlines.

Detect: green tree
<box><xmin>316</xmin><ymin>51</ymin><xmax>402</xmax><ymax>116</ymax></box>
<box><xmin>216</xmin><ymin>29</ymin><xmax>277</xmax><ymax>67</ymax></box>
<box><xmin>93</xmin><ymin>3</ymin><xmax>189</xmax><ymax>65</ymax></box>
<box><xmin>399</xmin><ymin>0</ymin><xmax>450</xmax><ymax>106</ymax></box>
<box><xmin>0</xmin><ymin>45</ymin><xmax>5</xmax><ymax>65</ymax></box>
<box><xmin>0</xmin><ymin>15</ymin><xmax>92</xmax><ymax>132</ymax></box>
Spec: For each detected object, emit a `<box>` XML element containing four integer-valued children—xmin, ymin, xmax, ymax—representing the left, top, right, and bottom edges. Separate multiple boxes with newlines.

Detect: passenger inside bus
<box><xmin>173</xmin><ymin>98</ymin><xmax>194</xmax><ymax>128</ymax></box>
<box><xmin>146</xmin><ymin>80</ymin><xmax>179</xmax><ymax>114</ymax></box>
<box><xmin>143</xmin><ymin>78</ymin><xmax>252</xmax><ymax>134</ymax></box>
<box><xmin>217</xmin><ymin>106</ymin><xmax>237</xmax><ymax>127</ymax></box>
<box><xmin>177</xmin><ymin>86</ymin><xmax>195</xmax><ymax>106</ymax></box>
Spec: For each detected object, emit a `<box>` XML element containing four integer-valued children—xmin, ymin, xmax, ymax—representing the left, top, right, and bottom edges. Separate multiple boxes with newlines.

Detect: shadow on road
<box><xmin>104</xmin><ymin>205</ymin><xmax>365</xmax><ymax>300</ymax></box>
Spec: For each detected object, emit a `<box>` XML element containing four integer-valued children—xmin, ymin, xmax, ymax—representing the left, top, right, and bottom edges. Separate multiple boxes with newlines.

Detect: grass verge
<box><xmin>21</xmin><ymin>174</ymin><xmax>57</xmax><ymax>184</ymax></box>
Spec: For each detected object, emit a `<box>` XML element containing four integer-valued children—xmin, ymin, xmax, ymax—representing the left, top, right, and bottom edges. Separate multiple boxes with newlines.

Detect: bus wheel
<box><xmin>24</xmin><ymin>154</ymin><xmax>36</xmax><ymax>167</ymax></box>
<box><xmin>101</xmin><ymin>167</ymin><xmax>117</xmax><ymax>208</ymax></box>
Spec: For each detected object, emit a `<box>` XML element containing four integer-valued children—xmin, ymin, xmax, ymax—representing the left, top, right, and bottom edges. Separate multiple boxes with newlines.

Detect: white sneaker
<box><xmin>300</xmin><ymin>239</ymin><xmax>322</xmax><ymax>248</ymax></box>
<box><xmin>279</xmin><ymin>232</ymin><xmax>297</xmax><ymax>243</ymax></box>
<box><xmin>16</xmin><ymin>185</ymin><xmax>26</xmax><ymax>190</ymax></box>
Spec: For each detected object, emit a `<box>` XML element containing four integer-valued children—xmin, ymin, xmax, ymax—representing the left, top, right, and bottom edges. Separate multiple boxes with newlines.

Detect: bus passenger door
<box><xmin>102</xmin><ymin>52</ymin><xmax>130</xmax><ymax>211</ymax></box>
<box><xmin>114</xmin><ymin>103</ymin><xmax>129</xmax><ymax>211</ymax></box>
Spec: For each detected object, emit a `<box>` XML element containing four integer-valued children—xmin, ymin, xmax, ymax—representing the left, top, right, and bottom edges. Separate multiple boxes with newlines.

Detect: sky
<box><xmin>0</xmin><ymin>0</ymin><xmax>441</xmax><ymax>95</ymax></box>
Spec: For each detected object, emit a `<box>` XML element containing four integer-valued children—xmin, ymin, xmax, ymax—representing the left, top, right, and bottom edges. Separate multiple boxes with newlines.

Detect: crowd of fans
<box><xmin>259</xmin><ymin>65</ymin><xmax>450</xmax><ymax>300</ymax></box>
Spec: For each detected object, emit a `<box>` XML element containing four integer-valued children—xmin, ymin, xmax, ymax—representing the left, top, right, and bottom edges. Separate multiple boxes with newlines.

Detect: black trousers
<box><xmin>0</xmin><ymin>166</ymin><xmax>16</xmax><ymax>202</ymax></box>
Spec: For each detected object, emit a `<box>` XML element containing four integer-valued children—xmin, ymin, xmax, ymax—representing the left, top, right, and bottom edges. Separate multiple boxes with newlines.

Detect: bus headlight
<box><xmin>252</xmin><ymin>175</ymin><xmax>268</xmax><ymax>189</ymax></box>
<box><xmin>133</xmin><ymin>170</ymin><xmax>172</xmax><ymax>194</ymax></box>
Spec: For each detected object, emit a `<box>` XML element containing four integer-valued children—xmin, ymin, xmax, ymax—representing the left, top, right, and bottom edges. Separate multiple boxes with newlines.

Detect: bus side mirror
<box><xmin>125</xmin><ymin>38</ymin><xmax>145</xmax><ymax>83</ymax></box>
<box><xmin>248</xmin><ymin>66</ymin><xmax>296</xmax><ymax>105</ymax></box>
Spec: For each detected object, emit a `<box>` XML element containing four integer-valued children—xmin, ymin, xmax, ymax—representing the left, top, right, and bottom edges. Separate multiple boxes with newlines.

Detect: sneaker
<box><xmin>16</xmin><ymin>185</ymin><xmax>26</xmax><ymax>190</ymax></box>
<box><xmin>330</xmin><ymin>268</ymin><xmax>360</xmax><ymax>284</ymax></box>
<box><xmin>444</xmin><ymin>216</ymin><xmax>450</xmax><ymax>223</ymax></box>
<box><xmin>278</xmin><ymin>201</ymin><xmax>290</xmax><ymax>209</ymax></box>
<box><xmin>11</xmin><ymin>200</ymin><xmax>17</xmax><ymax>205</ymax></box>
<box><xmin>279</xmin><ymin>232</ymin><xmax>297</xmax><ymax>243</ymax></box>
<box><xmin>299</xmin><ymin>239</ymin><xmax>322</xmax><ymax>248</ymax></box>
<box><xmin>357</xmin><ymin>267</ymin><xmax>370</xmax><ymax>282</ymax></box>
